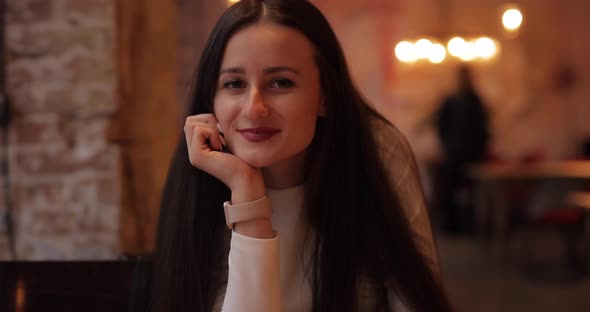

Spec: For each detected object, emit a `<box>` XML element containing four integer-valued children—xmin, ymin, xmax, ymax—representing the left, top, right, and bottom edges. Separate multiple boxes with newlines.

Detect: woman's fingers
<box><xmin>198</xmin><ymin>125</ymin><xmax>223</xmax><ymax>152</ymax></box>
<box><xmin>185</xmin><ymin>122</ymin><xmax>223</xmax><ymax>151</ymax></box>
<box><xmin>183</xmin><ymin>114</ymin><xmax>262</xmax><ymax>190</ymax></box>
<box><xmin>185</xmin><ymin>123</ymin><xmax>239</xmax><ymax>185</ymax></box>
<box><xmin>186</xmin><ymin>114</ymin><xmax>218</xmax><ymax>125</ymax></box>
<box><xmin>185</xmin><ymin>116</ymin><xmax>224</xmax><ymax>145</ymax></box>
<box><xmin>184</xmin><ymin>114</ymin><xmax>231</xmax><ymax>175</ymax></box>
<box><xmin>185</xmin><ymin>114</ymin><xmax>227</xmax><ymax>147</ymax></box>
<box><xmin>186</xmin><ymin>126</ymin><xmax>216</xmax><ymax>168</ymax></box>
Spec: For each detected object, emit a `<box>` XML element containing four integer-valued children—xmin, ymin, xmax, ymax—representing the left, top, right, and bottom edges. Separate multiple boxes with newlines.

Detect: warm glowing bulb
<box><xmin>458</xmin><ymin>42</ymin><xmax>476</xmax><ymax>61</ymax></box>
<box><xmin>428</xmin><ymin>43</ymin><xmax>447</xmax><ymax>63</ymax></box>
<box><xmin>474</xmin><ymin>37</ymin><xmax>497</xmax><ymax>59</ymax></box>
<box><xmin>502</xmin><ymin>8</ymin><xmax>523</xmax><ymax>31</ymax></box>
<box><xmin>228</xmin><ymin>0</ymin><xmax>240</xmax><ymax>6</ymax></box>
<box><xmin>447</xmin><ymin>37</ymin><xmax>466</xmax><ymax>57</ymax></box>
<box><xmin>395</xmin><ymin>41</ymin><xmax>418</xmax><ymax>63</ymax></box>
<box><xmin>415</xmin><ymin>39</ymin><xmax>433</xmax><ymax>59</ymax></box>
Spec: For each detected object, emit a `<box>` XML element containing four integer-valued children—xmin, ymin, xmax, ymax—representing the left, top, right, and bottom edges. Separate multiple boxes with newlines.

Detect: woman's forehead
<box><xmin>220</xmin><ymin>23</ymin><xmax>316</xmax><ymax>71</ymax></box>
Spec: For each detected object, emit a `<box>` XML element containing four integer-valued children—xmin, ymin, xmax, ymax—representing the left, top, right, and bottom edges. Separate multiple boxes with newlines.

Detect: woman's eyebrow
<box><xmin>219</xmin><ymin>66</ymin><xmax>301</xmax><ymax>75</ymax></box>
<box><xmin>263</xmin><ymin>66</ymin><xmax>300</xmax><ymax>75</ymax></box>
<box><xmin>219</xmin><ymin>67</ymin><xmax>244</xmax><ymax>74</ymax></box>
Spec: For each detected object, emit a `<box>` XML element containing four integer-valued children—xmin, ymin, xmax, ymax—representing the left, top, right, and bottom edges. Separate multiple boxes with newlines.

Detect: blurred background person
<box><xmin>433</xmin><ymin>65</ymin><xmax>490</xmax><ymax>234</ymax></box>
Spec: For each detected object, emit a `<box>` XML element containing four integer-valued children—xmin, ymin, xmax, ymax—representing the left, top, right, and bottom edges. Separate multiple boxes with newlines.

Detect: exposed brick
<box><xmin>63</xmin><ymin>0</ymin><xmax>115</xmax><ymax>25</ymax></box>
<box><xmin>72</xmin><ymin>234</ymin><xmax>119</xmax><ymax>259</ymax></box>
<box><xmin>39</xmin><ymin>84</ymin><xmax>78</xmax><ymax>113</ymax></box>
<box><xmin>18</xmin><ymin>234</ymin><xmax>118</xmax><ymax>260</ymax></box>
<box><xmin>10</xmin><ymin>81</ymin><xmax>116</xmax><ymax>115</ymax></box>
<box><xmin>4</xmin><ymin>0</ymin><xmax>145</xmax><ymax>260</ymax></box>
<box><xmin>8</xmin><ymin>57</ymin><xmax>72</xmax><ymax>87</ymax></box>
<box><xmin>6</xmin><ymin>0</ymin><xmax>54</xmax><ymax>24</ymax></box>
<box><xmin>61</xmin><ymin>116</ymin><xmax>115</xmax><ymax>156</ymax></box>
<box><xmin>6</xmin><ymin>60</ymin><xmax>37</xmax><ymax>90</ymax></box>
<box><xmin>10</xmin><ymin>115</ymin><xmax>63</xmax><ymax>146</ymax></box>
<box><xmin>76</xmin><ymin>205</ymin><xmax>119</xmax><ymax>234</ymax></box>
<box><xmin>16</xmin><ymin>176</ymin><xmax>117</xmax><ymax>215</ymax></box>
<box><xmin>13</xmin><ymin>174</ymin><xmax>120</xmax><ymax>259</ymax></box>
<box><xmin>18</xmin><ymin>180</ymin><xmax>68</xmax><ymax>213</ymax></box>
<box><xmin>7</xmin><ymin>19</ymin><xmax>113</xmax><ymax>59</ymax></box>
<box><xmin>29</xmin><ymin>210</ymin><xmax>79</xmax><ymax>236</ymax></box>
<box><xmin>8</xmin><ymin>83</ymin><xmax>42</xmax><ymax>113</ymax></box>
<box><xmin>17</xmin><ymin>236</ymin><xmax>72</xmax><ymax>260</ymax></box>
<box><xmin>7</xmin><ymin>47</ymin><xmax>115</xmax><ymax>114</ymax></box>
<box><xmin>12</xmin><ymin>144</ymin><xmax>118</xmax><ymax>176</ymax></box>
<box><xmin>6</xmin><ymin>22</ymin><xmax>67</xmax><ymax>57</ymax></box>
<box><xmin>61</xmin><ymin>45</ymin><xmax>116</xmax><ymax>83</ymax></box>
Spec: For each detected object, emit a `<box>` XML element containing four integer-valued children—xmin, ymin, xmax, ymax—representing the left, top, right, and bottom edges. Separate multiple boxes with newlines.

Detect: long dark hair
<box><xmin>151</xmin><ymin>1</ymin><xmax>452</xmax><ymax>311</ymax></box>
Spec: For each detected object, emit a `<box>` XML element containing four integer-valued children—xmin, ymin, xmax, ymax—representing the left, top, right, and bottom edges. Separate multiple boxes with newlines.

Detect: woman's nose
<box><xmin>243</xmin><ymin>87</ymin><xmax>270</xmax><ymax>120</ymax></box>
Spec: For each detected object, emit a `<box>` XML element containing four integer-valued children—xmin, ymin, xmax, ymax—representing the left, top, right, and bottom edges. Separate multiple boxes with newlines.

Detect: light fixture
<box><xmin>447</xmin><ymin>37</ymin><xmax>466</xmax><ymax>57</ymax></box>
<box><xmin>474</xmin><ymin>37</ymin><xmax>497</xmax><ymax>59</ymax></box>
<box><xmin>428</xmin><ymin>44</ymin><xmax>447</xmax><ymax>63</ymax></box>
<box><xmin>457</xmin><ymin>41</ymin><xmax>476</xmax><ymax>61</ymax></box>
<box><xmin>396</xmin><ymin>36</ymin><xmax>498</xmax><ymax>64</ymax></box>
<box><xmin>502</xmin><ymin>8</ymin><xmax>523</xmax><ymax>31</ymax></box>
<box><xmin>395</xmin><ymin>41</ymin><xmax>418</xmax><ymax>63</ymax></box>
<box><xmin>415</xmin><ymin>39</ymin><xmax>433</xmax><ymax>59</ymax></box>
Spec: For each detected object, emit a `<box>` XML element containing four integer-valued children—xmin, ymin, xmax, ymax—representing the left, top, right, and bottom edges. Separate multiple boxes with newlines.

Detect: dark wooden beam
<box><xmin>114</xmin><ymin>0</ymin><xmax>181</xmax><ymax>254</ymax></box>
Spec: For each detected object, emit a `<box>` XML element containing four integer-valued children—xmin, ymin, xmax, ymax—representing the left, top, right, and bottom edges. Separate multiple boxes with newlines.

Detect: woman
<box><xmin>148</xmin><ymin>1</ymin><xmax>453</xmax><ymax>311</ymax></box>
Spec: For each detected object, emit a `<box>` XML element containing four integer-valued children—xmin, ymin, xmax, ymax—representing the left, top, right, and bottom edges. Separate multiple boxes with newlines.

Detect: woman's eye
<box><xmin>223</xmin><ymin>80</ymin><xmax>246</xmax><ymax>89</ymax></box>
<box><xmin>271</xmin><ymin>78</ymin><xmax>295</xmax><ymax>89</ymax></box>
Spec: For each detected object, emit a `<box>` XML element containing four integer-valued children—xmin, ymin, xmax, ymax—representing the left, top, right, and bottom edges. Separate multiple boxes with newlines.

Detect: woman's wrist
<box><xmin>230</xmin><ymin>170</ymin><xmax>266</xmax><ymax>203</ymax></box>
<box><xmin>234</xmin><ymin>218</ymin><xmax>274</xmax><ymax>239</ymax></box>
<box><xmin>228</xmin><ymin>171</ymin><xmax>273</xmax><ymax>238</ymax></box>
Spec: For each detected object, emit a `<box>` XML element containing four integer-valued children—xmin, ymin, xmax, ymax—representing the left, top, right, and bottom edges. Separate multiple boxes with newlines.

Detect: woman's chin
<box><xmin>235</xmin><ymin>152</ymin><xmax>275</xmax><ymax>169</ymax></box>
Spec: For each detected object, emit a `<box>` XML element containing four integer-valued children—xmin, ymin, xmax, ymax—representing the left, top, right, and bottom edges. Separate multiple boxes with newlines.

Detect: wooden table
<box><xmin>469</xmin><ymin>160</ymin><xmax>590</xmax><ymax>180</ymax></box>
<box><xmin>467</xmin><ymin>160</ymin><xmax>590</xmax><ymax>261</ymax></box>
<box><xmin>567</xmin><ymin>192</ymin><xmax>590</xmax><ymax>210</ymax></box>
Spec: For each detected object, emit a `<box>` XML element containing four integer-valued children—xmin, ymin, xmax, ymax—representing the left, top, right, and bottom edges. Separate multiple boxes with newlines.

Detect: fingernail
<box><xmin>216</xmin><ymin>122</ymin><xmax>223</xmax><ymax>134</ymax></box>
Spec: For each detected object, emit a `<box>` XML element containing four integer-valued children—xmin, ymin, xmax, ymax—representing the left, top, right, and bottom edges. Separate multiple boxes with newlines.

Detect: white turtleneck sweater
<box><xmin>221</xmin><ymin>185</ymin><xmax>309</xmax><ymax>311</ymax></box>
<box><xmin>218</xmin><ymin>120</ymin><xmax>438</xmax><ymax>311</ymax></box>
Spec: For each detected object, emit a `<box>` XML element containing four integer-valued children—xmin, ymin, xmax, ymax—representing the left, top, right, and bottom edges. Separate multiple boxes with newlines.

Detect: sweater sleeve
<box><xmin>371</xmin><ymin>117</ymin><xmax>440</xmax><ymax>273</ymax></box>
<box><xmin>394</xmin><ymin>160</ymin><xmax>440</xmax><ymax>273</ymax></box>
<box><xmin>221</xmin><ymin>231</ymin><xmax>281</xmax><ymax>312</ymax></box>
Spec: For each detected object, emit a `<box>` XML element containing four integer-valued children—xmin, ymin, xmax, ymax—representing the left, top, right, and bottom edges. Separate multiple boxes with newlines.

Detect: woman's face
<box><xmin>214</xmin><ymin>23</ymin><xmax>323</xmax><ymax>169</ymax></box>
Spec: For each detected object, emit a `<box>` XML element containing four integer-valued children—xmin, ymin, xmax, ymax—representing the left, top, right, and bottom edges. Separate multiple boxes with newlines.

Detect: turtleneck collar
<box><xmin>267</xmin><ymin>183</ymin><xmax>306</xmax><ymax>220</ymax></box>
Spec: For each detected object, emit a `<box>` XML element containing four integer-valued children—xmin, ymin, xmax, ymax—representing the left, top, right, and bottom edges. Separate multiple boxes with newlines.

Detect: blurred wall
<box><xmin>177</xmin><ymin>0</ymin><xmax>225</xmax><ymax>103</ymax></box>
<box><xmin>305</xmin><ymin>0</ymin><xmax>590</xmax><ymax>198</ymax></box>
<box><xmin>0</xmin><ymin>0</ymin><xmax>180</xmax><ymax>260</ymax></box>
<box><xmin>1</xmin><ymin>0</ymin><xmax>589</xmax><ymax>260</ymax></box>
<box><xmin>390</xmin><ymin>0</ymin><xmax>590</xmax><ymax>163</ymax></box>
<box><xmin>1</xmin><ymin>0</ymin><xmax>119</xmax><ymax>259</ymax></box>
<box><xmin>314</xmin><ymin>0</ymin><xmax>590</xmax><ymax>165</ymax></box>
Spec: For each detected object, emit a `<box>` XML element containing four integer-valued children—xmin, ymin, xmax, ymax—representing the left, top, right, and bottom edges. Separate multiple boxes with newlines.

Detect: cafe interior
<box><xmin>0</xmin><ymin>0</ymin><xmax>589</xmax><ymax>311</ymax></box>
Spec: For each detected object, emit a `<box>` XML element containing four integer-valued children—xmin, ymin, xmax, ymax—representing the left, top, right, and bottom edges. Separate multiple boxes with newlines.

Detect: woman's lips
<box><xmin>237</xmin><ymin>127</ymin><xmax>280</xmax><ymax>142</ymax></box>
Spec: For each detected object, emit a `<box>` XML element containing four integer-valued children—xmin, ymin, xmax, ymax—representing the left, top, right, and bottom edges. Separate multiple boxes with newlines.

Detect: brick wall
<box><xmin>0</xmin><ymin>0</ymin><xmax>119</xmax><ymax>260</ymax></box>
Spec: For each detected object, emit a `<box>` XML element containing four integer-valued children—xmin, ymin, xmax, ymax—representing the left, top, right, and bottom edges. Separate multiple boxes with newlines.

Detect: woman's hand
<box><xmin>184</xmin><ymin>114</ymin><xmax>263</xmax><ymax>194</ymax></box>
<box><xmin>185</xmin><ymin>114</ymin><xmax>273</xmax><ymax>238</ymax></box>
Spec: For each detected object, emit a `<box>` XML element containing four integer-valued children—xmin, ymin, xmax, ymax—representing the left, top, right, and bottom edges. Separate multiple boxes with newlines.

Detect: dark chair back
<box><xmin>0</xmin><ymin>261</ymin><xmax>138</xmax><ymax>312</ymax></box>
